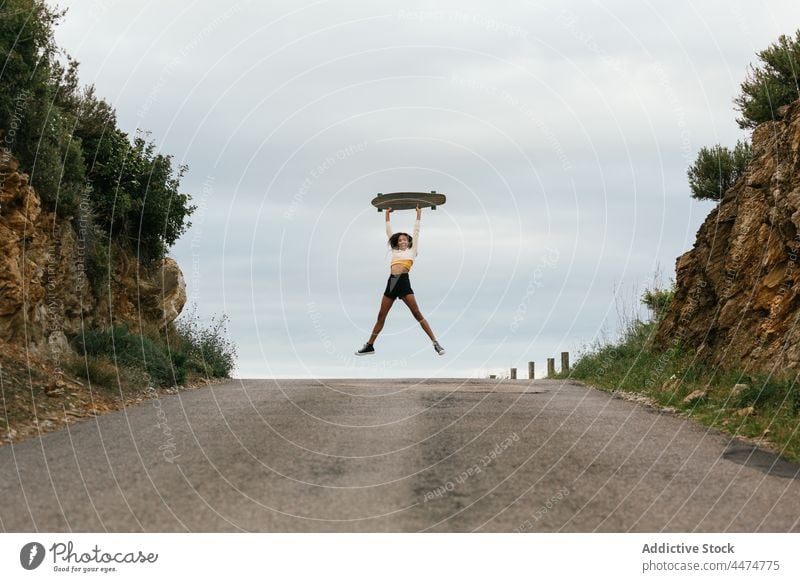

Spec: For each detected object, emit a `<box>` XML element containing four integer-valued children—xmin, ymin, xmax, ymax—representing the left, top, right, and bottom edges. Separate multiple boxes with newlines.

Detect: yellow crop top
<box><xmin>392</xmin><ymin>259</ymin><xmax>414</xmax><ymax>270</ymax></box>
<box><xmin>386</xmin><ymin>218</ymin><xmax>420</xmax><ymax>271</ymax></box>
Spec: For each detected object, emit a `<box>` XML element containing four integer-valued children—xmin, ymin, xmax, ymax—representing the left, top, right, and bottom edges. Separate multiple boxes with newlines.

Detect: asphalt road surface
<box><xmin>2</xmin><ymin>378</ymin><xmax>799</xmax><ymax>532</ymax></box>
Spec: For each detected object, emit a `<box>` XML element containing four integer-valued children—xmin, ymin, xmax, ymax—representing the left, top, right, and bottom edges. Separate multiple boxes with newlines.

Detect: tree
<box><xmin>1</xmin><ymin>0</ymin><xmax>195</xmax><ymax>263</ymax></box>
<box><xmin>0</xmin><ymin>0</ymin><xmax>85</xmax><ymax>215</ymax></box>
<box><xmin>734</xmin><ymin>31</ymin><xmax>800</xmax><ymax>129</ymax></box>
<box><xmin>687</xmin><ymin>140</ymin><xmax>752</xmax><ymax>201</ymax></box>
<box><xmin>0</xmin><ymin>0</ymin><xmax>63</xmax><ymax>133</ymax></box>
<box><xmin>126</xmin><ymin>132</ymin><xmax>195</xmax><ymax>264</ymax></box>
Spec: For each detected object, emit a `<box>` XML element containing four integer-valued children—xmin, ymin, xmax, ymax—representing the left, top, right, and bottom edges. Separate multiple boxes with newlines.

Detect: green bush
<box><xmin>68</xmin><ymin>310</ymin><xmax>237</xmax><ymax>390</ymax></box>
<box><xmin>687</xmin><ymin>140</ymin><xmax>752</xmax><ymax>201</ymax></box>
<box><xmin>174</xmin><ymin>307</ymin><xmax>237</xmax><ymax>378</ymax></box>
<box><xmin>70</xmin><ymin>324</ymin><xmax>175</xmax><ymax>387</ymax></box>
<box><xmin>641</xmin><ymin>281</ymin><xmax>676</xmax><ymax>322</ymax></box>
<box><xmin>735</xmin><ymin>30</ymin><xmax>800</xmax><ymax>129</ymax></box>
<box><xmin>0</xmin><ymin>1</ymin><xmax>62</xmax><ymax>136</ymax></box>
<box><xmin>729</xmin><ymin>373</ymin><xmax>800</xmax><ymax>413</ymax></box>
<box><xmin>124</xmin><ymin>133</ymin><xmax>196</xmax><ymax>265</ymax></box>
<box><xmin>64</xmin><ymin>353</ymin><xmax>118</xmax><ymax>391</ymax></box>
<box><xmin>1</xmin><ymin>0</ymin><xmax>195</xmax><ymax>262</ymax></box>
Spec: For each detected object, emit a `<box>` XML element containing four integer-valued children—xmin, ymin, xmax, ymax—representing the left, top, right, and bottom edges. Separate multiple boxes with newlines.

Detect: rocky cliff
<box><xmin>654</xmin><ymin>99</ymin><xmax>800</xmax><ymax>373</ymax></box>
<box><xmin>0</xmin><ymin>153</ymin><xmax>187</xmax><ymax>360</ymax></box>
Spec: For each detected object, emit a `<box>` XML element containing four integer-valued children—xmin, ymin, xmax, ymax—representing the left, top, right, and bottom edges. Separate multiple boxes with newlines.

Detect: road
<box><xmin>1</xmin><ymin>378</ymin><xmax>798</xmax><ymax>532</ymax></box>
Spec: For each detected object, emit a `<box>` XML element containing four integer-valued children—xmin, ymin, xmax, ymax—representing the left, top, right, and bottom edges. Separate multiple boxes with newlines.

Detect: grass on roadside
<box><xmin>549</xmin><ymin>276</ymin><xmax>800</xmax><ymax>464</ymax></box>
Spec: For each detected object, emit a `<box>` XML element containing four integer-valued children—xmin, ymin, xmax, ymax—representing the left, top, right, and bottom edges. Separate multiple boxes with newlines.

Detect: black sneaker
<box><xmin>355</xmin><ymin>343</ymin><xmax>375</xmax><ymax>356</ymax></box>
<box><xmin>433</xmin><ymin>341</ymin><xmax>445</xmax><ymax>356</ymax></box>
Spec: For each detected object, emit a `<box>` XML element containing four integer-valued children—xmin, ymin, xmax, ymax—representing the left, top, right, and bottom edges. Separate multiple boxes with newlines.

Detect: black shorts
<box><xmin>384</xmin><ymin>272</ymin><xmax>414</xmax><ymax>299</ymax></box>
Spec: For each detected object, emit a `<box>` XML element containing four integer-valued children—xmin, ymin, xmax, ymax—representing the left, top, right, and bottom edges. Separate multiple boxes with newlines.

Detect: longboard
<box><xmin>371</xmin><ymin>191</ymin><xmax>447</xmax><ymax>211</ymax></box>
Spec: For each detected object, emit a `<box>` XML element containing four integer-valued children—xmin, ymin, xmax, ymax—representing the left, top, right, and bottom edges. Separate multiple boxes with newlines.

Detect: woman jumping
<box><xmin>355</xmin><ymin>204</ymin><xmax>445</xmax><ymax>356</ymax></box>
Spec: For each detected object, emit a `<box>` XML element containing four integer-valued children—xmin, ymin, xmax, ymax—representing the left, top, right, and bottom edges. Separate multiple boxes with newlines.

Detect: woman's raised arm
<box><xmin>413</xmin><ymin>205</ymin><xmax>420</xmax><ymax>254</ymax></box>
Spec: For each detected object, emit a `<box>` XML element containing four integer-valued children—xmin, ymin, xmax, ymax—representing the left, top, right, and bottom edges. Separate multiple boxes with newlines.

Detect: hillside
<box><xmin>654</xmin><ymin>98</ymin><xmax>800</xmax><ymax>373</ymax></box>
<box><xmin>0</xmin><ymin>153</ymin><xmax>186</xmax><ymax>353</ymax></box>
<box><xmin>0</xmin><ymin>152</ymin><xmax>214</xmax><ymax>445</ymax></box>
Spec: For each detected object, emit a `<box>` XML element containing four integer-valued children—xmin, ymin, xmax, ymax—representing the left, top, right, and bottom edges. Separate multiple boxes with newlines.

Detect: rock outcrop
<box><xmin>654</xmin><ymin>99</ymin><xmax>800</xmax><ymax>373</ymax></box>
<box><xmin>0</xmin><ymin>154</ymin><xmax>186</xmax><ymax>358</ymax></box>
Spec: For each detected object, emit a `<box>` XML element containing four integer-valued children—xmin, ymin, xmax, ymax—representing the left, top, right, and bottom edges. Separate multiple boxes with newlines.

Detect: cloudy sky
<box><xmin>54</xmin><ymin>0</ymin><xmax>799</xmax><ymax>379</ymax></box>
